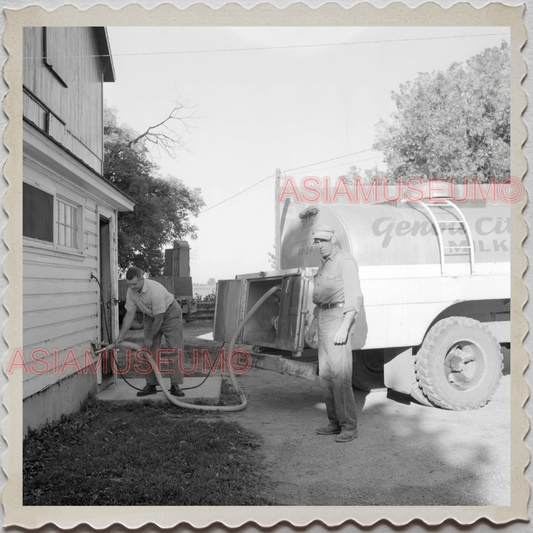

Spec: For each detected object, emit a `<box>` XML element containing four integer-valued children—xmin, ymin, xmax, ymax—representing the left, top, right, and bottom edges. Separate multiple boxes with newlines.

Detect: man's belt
<box><xmin>317</xmin><ymin>302</ymin><xmax>344</xmax><ymax>310</ymax></box>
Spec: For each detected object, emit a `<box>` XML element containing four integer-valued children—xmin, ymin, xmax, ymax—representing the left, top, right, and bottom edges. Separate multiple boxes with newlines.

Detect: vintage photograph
<box><xmin>2</xmin><ymin>2</ymin><xmax>528</xmax><ymax>529</ymax></box>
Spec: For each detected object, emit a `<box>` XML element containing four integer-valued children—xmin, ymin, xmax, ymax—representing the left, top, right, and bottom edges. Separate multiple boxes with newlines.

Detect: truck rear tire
<box><xmin>352</xmin><ymin>349</ymin><xmax>386</xmax><ymax>392</ymax></box>
<box><xmin>415</xmin><ymin>317</ymin><xmax>503</xmax><ymax>410</ymax></box>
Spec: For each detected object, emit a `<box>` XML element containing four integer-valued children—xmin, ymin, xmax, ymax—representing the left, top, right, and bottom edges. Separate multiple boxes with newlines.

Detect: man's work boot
<box><xmin>315</xmin><ymin>424</ymin><xmax>342</xmax><ymax>435</ymax></box>
<box><xmin>335</xmin><ymin>429</ymin><xmax>358</xmax><ymax>443</ymax></box>
<box><xmin>137</xmin><ymin>384</ymin><xmax>157</xmax><ymax>397</ymax></box>
<box><xmin>170</xmin><ymin>385</ymin><xmax>185</xmax><ymax>397</ymax></box>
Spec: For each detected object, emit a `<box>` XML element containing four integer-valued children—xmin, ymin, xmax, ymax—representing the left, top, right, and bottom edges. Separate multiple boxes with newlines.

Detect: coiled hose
<box><xmin>102</xmin><ymin>285</ymin><xmax>281</xmax><ymax>412</ymax></box>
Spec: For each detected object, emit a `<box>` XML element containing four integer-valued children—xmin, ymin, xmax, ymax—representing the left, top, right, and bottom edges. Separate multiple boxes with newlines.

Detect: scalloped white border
<box><xmin>0</xmin><ymin>1</ymin><xmax>529</xmax><ymax>530</ymax></box>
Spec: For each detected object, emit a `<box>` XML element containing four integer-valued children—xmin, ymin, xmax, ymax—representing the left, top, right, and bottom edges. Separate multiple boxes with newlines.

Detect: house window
<box><xmin>23</xmin><ymin>182</ymin><xmax>54</xmax><ymax>242</ymax></box>
<box><xmin>57</xmin><ymin>198</ymin><xmax>79</xmax><ymax>249</ymax></box>
<box><xmin>23</xmin><ymin>182</ymin><xmax>83</xmax><ymax>253</ymax></box>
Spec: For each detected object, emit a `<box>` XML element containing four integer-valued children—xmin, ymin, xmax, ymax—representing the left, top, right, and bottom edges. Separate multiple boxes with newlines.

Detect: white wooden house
<box><xmin>22</xmin><ymin>27</ymin><xmax>134</xmax><ymax>434</ymax></box>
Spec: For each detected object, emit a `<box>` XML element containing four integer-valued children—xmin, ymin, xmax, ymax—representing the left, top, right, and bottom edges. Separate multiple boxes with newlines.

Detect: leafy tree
<box><xmin>374</xmin><ymin>41</ymin><xmax>510</xmax><ymax>182</ymax></box>
<box><xmin>103</xmin><ymin>105</ymin><xmax>205</xmax><ymax>276</ymax></box>
<box><xmin>340</xmin><ymin>165</ymin><xmax>362</xmax><ymax>185</ymax></box>
<box><xmin>207</xmin><ymin>278</ymin><xmax>216</xmax><ymax>286</ymax></box>
<box><xmin>341</xmin><ymin>165</ymin><xmax>390</xmax><ymax>185</ymax></box>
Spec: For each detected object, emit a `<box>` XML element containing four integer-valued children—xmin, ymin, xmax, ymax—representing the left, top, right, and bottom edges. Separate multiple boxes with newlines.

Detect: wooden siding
<box><xmin>23</xmin><ymin>27</ymin><xmax>104</xmax><ymax>174</ymax></box>
<box><xmin>22</xmin><ymin>254</ymin><xmax>101</xmax><ymax>398</ymax></box>
<box><xmin>22</xmin><ymin>162</ymin><xmax>118</xmax><ymax>399</ymax></box>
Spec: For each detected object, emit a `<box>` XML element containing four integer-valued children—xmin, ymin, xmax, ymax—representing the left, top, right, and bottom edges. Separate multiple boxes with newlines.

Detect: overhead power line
<box><xmin>199</xmin><ymin>148</ymin><xmax>376</xmax><ymax>214</ymax></box>
<box><xmin>199</xmin><ymin>174</ymin><xmax>274</xmax><ymax>215</ymax></box>
<box><xmin>288</xmin><ymin>155</ymin><xmax>383</xmax><ymax>177</ymax></box>
<box><xmin>25</xmin><ymin>32</ymin><xmax>509</xmax><ymax>60</ymax></box>
<box><xmin>111</xmin><ymin>32</ymin><xmax>510</xmax><ymax>57</ymax></box>
<box><xmin>284</xmin><ymin>148</ymin><xmax>374</xmax><ymax>173</ymax></box>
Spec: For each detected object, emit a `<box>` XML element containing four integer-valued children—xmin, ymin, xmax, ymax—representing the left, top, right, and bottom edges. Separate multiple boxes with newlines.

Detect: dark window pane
<box><xmin>23</xmin><ymin>182</ymin><xmax>53</xmax><ymax>242</ymax></box>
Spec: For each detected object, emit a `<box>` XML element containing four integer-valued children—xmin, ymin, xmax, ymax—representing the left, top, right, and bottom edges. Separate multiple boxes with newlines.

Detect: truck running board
<box><xmin>250</xmin><ymin>351</ymin><xmax>318</xmax><ymax>380</ymax></box>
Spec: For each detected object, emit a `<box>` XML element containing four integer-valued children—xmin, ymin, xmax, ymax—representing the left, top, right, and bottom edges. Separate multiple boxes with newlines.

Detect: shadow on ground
<box><xmin>116</xmin><ymin>321</ymin><xmax>511</xmax><ymax>507</ymax></box>
<box><xmin>230</xmin><ymin>365</ymin><xmax>510</xmax><ymax>506</ymax></box>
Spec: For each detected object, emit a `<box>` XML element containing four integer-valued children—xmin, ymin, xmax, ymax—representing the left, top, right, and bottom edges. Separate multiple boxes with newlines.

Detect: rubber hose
<box><xmin>104</xmin><ymin>284</ymin><xmax>281</xmax><ymax>412</ymax></box>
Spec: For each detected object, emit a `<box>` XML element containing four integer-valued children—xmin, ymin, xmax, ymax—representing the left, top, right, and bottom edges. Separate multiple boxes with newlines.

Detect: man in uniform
<box><xmin>305</xmin><ymin>225</ymin><xmax>363</xmax><ymax>443</ymax></box>
<box><xmin>115</xmin><ymin>267</ymin><xmax>185</xmax><ymax>397</ymax></box>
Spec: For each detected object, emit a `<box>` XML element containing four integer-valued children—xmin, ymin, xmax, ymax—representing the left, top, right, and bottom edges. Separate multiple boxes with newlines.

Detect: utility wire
<box><xmin>114</xmin><ymin>32</ymin><xmax>509</xmax><ymax>57</ymax></box>
<box><xmin>199</xmin><ymin>174</ymin><xmax>274</xmax><ymax>214</ymax></box>
<box><xmin>284</xmin><ymin>148</ymin><xmax>374</xmax><ymax>173</ymax></box>
<box><xmin>25</xmin><ymin>32</ymin><xmax>509</xmax><ymax>60</ymax></box>
<box><xmin>199</xmin><ymin>148</ymin><xmax>377</xmax><ymax>214</ymax></box>
<box><xmin>288</xmin><ymin>155</ymin><xmax>383</xmax><ymax>176</ymax></box>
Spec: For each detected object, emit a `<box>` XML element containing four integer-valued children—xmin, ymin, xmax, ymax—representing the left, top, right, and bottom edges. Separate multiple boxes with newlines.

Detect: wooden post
<box><xmin>274</xmin><ymin>168</ymin><xmax>281</xmax><ymax>270</ymax></box>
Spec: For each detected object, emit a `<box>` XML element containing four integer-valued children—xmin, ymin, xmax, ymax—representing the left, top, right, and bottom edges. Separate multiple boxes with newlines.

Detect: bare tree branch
<box><xmin>127</xmin><ymin>100</ymin><xmax>196</xmax><ymax>158</ymax></box>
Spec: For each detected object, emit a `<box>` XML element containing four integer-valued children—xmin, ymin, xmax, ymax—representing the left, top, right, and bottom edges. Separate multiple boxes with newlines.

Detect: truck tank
<box><xmin>216</xmin><ymin>187</ymin><xmax>510</xmax><ymax>410</ymax></box>
<box><xmin>281</xmin><ymin>199</ymin><xmax>510</xmax><ymax>272</ymax></box>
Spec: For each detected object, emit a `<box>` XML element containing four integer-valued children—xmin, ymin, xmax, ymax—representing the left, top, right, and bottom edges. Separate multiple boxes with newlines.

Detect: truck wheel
<box><xmin>410</xmin><ymin>365</ymin><xmax>434</xmax><ymax>407</ymax></box>
<box><xmin>352</xmin><ymin>349</ymin><xmax>386</xmax><ymax>392</ymax></box>
<box><xmin>416</xmin><ymin>317</ymin><xmax>503</xmax><ymax>410</ymax></box>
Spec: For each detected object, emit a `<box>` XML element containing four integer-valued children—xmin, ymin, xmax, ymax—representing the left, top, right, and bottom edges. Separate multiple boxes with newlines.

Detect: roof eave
<box><xmin>92</xmin><ymin>27</ymin><xmax>116</xmax><ymax>83</ymax></box>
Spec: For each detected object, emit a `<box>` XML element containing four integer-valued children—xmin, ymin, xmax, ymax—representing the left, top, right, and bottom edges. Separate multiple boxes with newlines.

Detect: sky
<box><xmin>104</xmin><ymin>26</ymin><xmax>509</xmax><ymax>284</ymax></box>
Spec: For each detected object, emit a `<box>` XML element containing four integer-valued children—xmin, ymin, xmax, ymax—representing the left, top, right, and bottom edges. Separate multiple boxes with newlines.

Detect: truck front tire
<box><xmin>415</xmin><ymin>317</ymin><xmax>503</xmax><ymax>410</ymax></box>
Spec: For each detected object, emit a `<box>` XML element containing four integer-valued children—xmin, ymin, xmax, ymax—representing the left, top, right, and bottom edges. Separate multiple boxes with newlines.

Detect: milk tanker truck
<box><xmin>214</xmin><ymin>183</ymin><xmax>510</xmax><ymax>410</ymax></box>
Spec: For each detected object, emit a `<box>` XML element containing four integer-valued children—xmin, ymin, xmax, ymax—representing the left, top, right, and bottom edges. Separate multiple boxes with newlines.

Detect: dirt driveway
<box><xmin>185</xmin><ymin>323</ymin><xmax>511</xmax><ymax>507</ymax></box>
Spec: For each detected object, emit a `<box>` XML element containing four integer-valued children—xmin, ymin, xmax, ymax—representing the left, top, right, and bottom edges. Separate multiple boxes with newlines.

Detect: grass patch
<box><xmin>24</xmin><ymin>397</ymin><xmax>275</xmax><ymax>506</ymax></box>
<box><xmin>219</xmin><ymin>377</ymin><xmax>244</xmax><ymax>407</ymax></box>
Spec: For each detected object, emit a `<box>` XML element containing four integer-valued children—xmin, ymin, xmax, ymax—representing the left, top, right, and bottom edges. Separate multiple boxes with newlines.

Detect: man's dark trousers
<box><xmin>142</xmin><ymin>300</ymin><xmax>184</xmax><ymax>387</ymax></box>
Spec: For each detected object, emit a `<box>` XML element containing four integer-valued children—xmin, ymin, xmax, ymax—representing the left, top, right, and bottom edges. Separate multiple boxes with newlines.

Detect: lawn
<box><xmin>23</xmin><ymin>398</ymin><xmax>276</xmax><ymax>505</ymax></box>
<box><xmin>24</xmin><ymin>321</ymin><xmax>275</xmax><ymax>505</ymax></box>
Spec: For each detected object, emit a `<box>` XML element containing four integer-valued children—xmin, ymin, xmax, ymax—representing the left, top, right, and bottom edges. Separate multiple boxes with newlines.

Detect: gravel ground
<box><xmin>227</xmin><ymin>368</ymin><xmax>511</xmax><ymax>506</ymax></box>
<box><xmin>186</xmin><ymin>322</ymin><xmax>512</xmax><ymax>507</ymax></box>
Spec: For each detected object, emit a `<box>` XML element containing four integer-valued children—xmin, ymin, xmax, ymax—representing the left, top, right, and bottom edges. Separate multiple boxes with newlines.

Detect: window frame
<box><xmin>55</xmin><ymin>195</ymin><xmax>82</xmax><ymax>252</ymax></box>
<box><xmin>23</xmin><ymin>180</ymin><xmax>85</xmax><ymax>256</ymax></box>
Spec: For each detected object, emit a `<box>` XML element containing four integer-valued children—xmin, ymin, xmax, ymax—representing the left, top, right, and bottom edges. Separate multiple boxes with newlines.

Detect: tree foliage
<box><xmin>374</xmin><ymin>41</ymin><xmax>510</xmax><ymax>182</ymax></box>
<box><xmin>103</xmin><ymin>105</ymin><xmax>205</xmax><ymax>276</ymax></box>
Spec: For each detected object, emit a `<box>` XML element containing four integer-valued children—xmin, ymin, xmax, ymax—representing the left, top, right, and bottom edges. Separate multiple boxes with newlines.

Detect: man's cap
<box><xmin>312</xmin><ymin>224</ymin><xmax>336</xmax><ymax>240</ymax></box>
